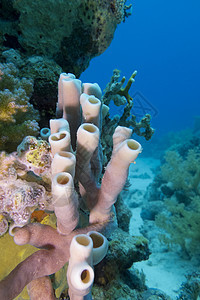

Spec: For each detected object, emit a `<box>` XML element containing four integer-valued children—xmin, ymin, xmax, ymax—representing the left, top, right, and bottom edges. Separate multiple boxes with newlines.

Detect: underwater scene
<box><xmin>0</xmin><ymin>0</ymin><xmax>199</xmax><ymax>299</ymax></box>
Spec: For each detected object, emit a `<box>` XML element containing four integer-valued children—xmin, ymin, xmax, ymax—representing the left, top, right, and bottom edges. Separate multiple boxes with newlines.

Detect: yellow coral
<box><xmin>117</xmin><ymin>70</ymin><xmax>137</xmax><ymax>103</ymax></box>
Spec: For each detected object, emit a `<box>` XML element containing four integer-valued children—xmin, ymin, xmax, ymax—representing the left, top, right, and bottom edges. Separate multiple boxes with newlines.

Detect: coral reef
<box><xmin>141</xmin><ymin>132</ymin><xmax>200</xmax><ymax>259</ymax></box>
<box><xmin>0</xmin><ymin>61</ymin><xmax>40</xmax><ymax>152</ymax></box>
<box><xmin>101</xmin><ymin>69</ymin><xmax>154</xmax><ymax>166</ymax></box>
<box><xmin>156</xmin><ymin>195</ymin><xmax>200</xmax><ymax>257</ymax></box>
<box><xmin>0</xmin><ymin>2</ymin><xmax>133</xmax><ymax>127</ymax></box>
<box><xmin>20</xmin><ymin>55</ymin><xmax>63</xmax><ymax>127</ymax></box>
<box><xmin>17</xmin><ymin>135</ymin><xmax>52</xmax><ymax>176</ymax></box>
<box><xmin>0</xmin><ymin>179</ymin><xmax>48</xmax><ymax>230</ymax></box>
<box><xmin>103</xmin><ymin>69</ymin><xmax>137</xmax><ymax>105</ymax></box>
<box><xmin>115</xmin><ymin>194</ymin><xmax>132</xmax><ymax>232</ymax></box>
<box><xmin>160</xmin><ymin>149</ymin><xmax>200</xmax><ymax>194</ymax></box>
<box><xmin>0</xmin><ymin>52</ymin><xmax>155</xmax><ymax>132</ymax></box>
<box><xmin>0</xmin><ymin>72</ymin><xmax>150</xmax><ymax>299</ymax></box>
<box><xmin>0</xmin><ymin>0</ymin><xmax>131</xmax><ymax>76</ymax></box>
<box><xmin>177</xmin><ymin>272</ymin><xmax>200</xmax><ymax>300</ymax></box>
<box><xmin>1</xmin><ymin>49</ymin><xmax>62</xmax><ymax>128</ymax></box>
<box><xmin>155</xmin><ymin>147</ymin><xmax>200</xmax><ymax>258</ymax></box>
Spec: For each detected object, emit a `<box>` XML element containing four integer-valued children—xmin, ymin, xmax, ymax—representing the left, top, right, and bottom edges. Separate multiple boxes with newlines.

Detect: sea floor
<box><xmin>123</xmin><ymin>157</ymin><xmax>199</xmax><ymax>299</ymax></box>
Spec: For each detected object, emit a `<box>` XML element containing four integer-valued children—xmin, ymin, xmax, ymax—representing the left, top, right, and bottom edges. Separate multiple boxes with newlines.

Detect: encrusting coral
<box><xmin>0</xmin><ymin>72</ymin><xmax>149</xmax><ymax>299</ymax></box>
<box><xmin>0</xmin><ymin>62</ymin><xmax>40</xmax><ymax>152</ymax></box>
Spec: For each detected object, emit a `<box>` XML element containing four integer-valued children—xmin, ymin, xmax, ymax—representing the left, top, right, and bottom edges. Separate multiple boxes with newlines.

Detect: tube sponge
<box><xmin>57</xmin><ymin>73</ymin><xmax>76</xmax><ymax>117</ymax></box>
<box><xmin>67</xmin><ymin>234</ymin><xmax>94</xmax><ymax>298</ymax></box>
<box><xmin>69</xmin><ymin>262</ymin><xmax>94</xmax><ymax>297</ymax></box>
<box><xmin>50</xmin><ymin>118</ymin><xmax>70</xmax><ymax>134</ymax></box>
<box><xmin>87</xmin><ymin>231</ymin><xmax>108</xmax><ymax>265</ymax></box>
<box><xmin>114</xmin><ymin>139</ymin><xmax>142</xmax><ymax>166</ymax></box>
<box><xmin>89</xmin><ymin>130</ymin><xmax>142</xmax><ymax>223</ymax></box>
<box><xmin>82</xmin><ymin>82</ymin><xmax>102</xmax><ymax>100</ymax></box>
<box><xmin>52</xmin><ymin>172</ymin><xmax>79</xmax><ymax>234</ymax></box>
<box><xmin>67</xmin><ymin>232</ymin><xmax>108</xmax><ymax>299</ymax></box>
<box><xmin>49</xmin><ymin>130</ymin><xmax>71</xmax><ymax>156</ymax></box>
<box><xmin>76</xmin><ymin>123</ymin><xmax>100</xmax><ymax>208</ymax></box>
<box><xmin>40</xmin><ymin>127</ymin><xmax>51</xmax><ymax>140</ymax></box>
<box><xmin>80</xmin><ymin>93</ymin><xmax>101</xmax><ymax>126</ymax></box>
<box><xmin>112</xmin><ymin>126</ymin><xmax>132</xmax><ymax>152</ymax></box>
<box><xmin>51</xmin><ymin>151</ymin><xmax>76</xmax><ymax>178</ymax></box>
<box><xmin>62</xmin><ymin>78</ymin><xmax>82</xmax><ymax>150</ymax></box>
<box><xmin>76</xmin><ymin>123</ymin><xmax>100</xmax><ymax>163</ymax></box>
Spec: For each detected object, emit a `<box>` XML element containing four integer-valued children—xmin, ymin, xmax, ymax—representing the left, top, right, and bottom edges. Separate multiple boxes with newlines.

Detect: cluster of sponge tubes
<box><xmin>0</xmin><ymin>73</ymin><xmax>142</xmax><ymax>300</ymax></box>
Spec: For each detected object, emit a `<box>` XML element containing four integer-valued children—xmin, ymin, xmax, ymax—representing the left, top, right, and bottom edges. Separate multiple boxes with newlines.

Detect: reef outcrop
<box><xmin>0</xmin><ymin>0</ymin><xmax>131</xmax><ymax>76</ymax></box>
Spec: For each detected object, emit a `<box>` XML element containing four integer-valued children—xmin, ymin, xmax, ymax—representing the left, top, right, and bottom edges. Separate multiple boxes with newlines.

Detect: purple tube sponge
<box><xmin>0</xmin><ymin>72</ymin><xmax>142</xmax><ymax>300</ymax></box>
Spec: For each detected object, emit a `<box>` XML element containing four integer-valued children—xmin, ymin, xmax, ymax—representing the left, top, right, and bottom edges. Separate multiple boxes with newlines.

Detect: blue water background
<box><xmin>80</xmin><ymin>0</ymin><xmax>200</xmax><ymax>137</ymax></box>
